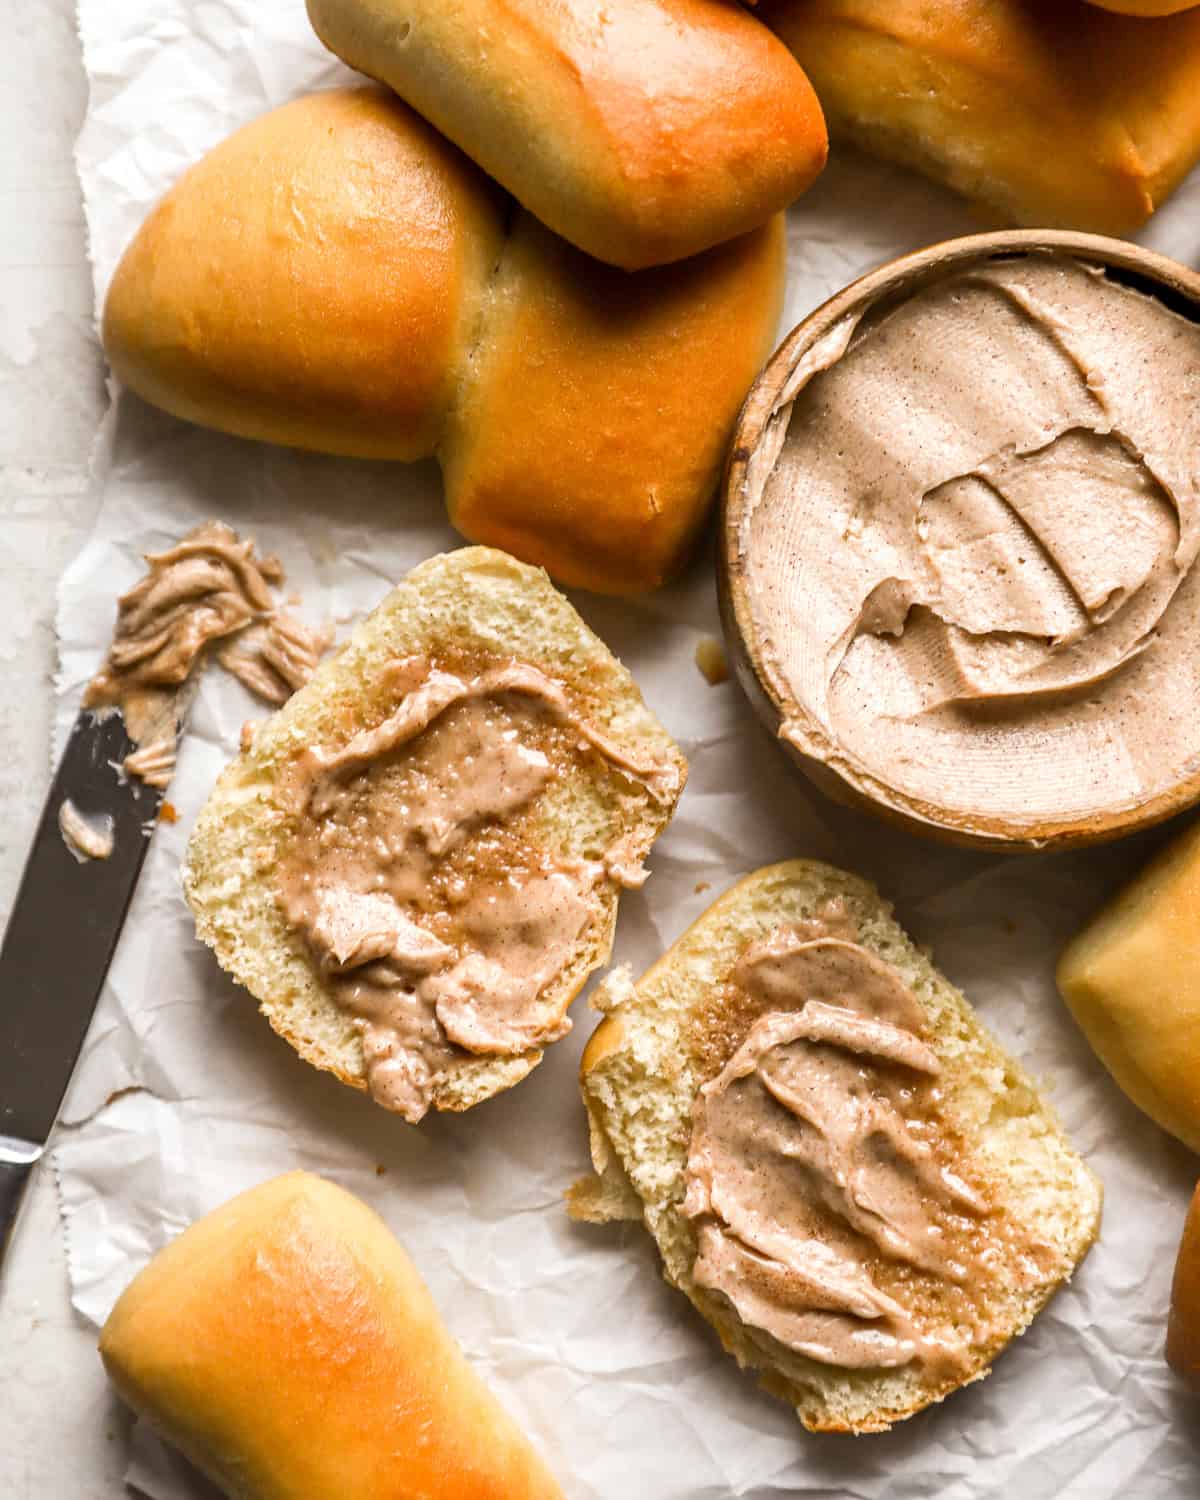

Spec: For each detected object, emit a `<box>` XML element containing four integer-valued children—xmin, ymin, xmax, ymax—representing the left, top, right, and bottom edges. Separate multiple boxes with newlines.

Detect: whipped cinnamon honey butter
<box><xmin>684</xmin><ymin>918</ymin><xmax>1053</xmax><ymax>1379</ymax></box>
<box><xmin>275</xmin><ymin>656</ymin><xmax>680</xmax><ymax>1122</ymax></box>
<box><xmin>737</xmin><ymin>252</ymin><xmax>1200</xmax><ymax>838</ymax></box>
<box><xmin>86</xmin><ymin>522</ymin><xmax>326</xmax><ymax>786</ymax></box>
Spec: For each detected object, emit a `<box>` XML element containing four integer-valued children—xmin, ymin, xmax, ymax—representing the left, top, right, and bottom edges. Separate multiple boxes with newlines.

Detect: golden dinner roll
<box><xmin>103</xmin><ymin>88</ymin><xmax>505</xmax><ymax>461</ymax></box>
<box><xmin>441</xmin><ymin>214</ymin><xmax>786</xmax><ymax>594</ymax></box>
<box><xmin>1058</xmin><ymin>819</ymin><xmax>1200</xmax><ymax>1154</ymax></box>
<box><xmin>761</xmin><ymin>0</ymin><xmax>1200</xmax><ymax>233</ymax></box>
<box><xmin>99</xmin><ymin>1173</ymin><xmax>565</xmax><ymax>1499</ymax></box>
<box><xmin>1168</xmin><ymin>1182</ymin><xmax>1200</xmax><ymax>1390</ymax></box>
<box><xmin>102</xmin><ymin>87</ymin><xmax>788</xmax><ymax>594</ymax></box>
<box><xmin>306</xmin><ymin>0</ymin><xmax>827</xmax><ymax>269</ymax></box>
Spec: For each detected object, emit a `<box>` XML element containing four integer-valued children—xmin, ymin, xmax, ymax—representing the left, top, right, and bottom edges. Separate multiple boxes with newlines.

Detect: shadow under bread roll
<box><xmin>306</xmin><ymin>0</ymin><xmax>826</xmax><ymax>270</ymax></box>
<box><xmin>99</xmin><ymin>1173</ymin><xmax>565</xmax><ymax>1500</ymax></box>
<box><xmin>1087</xmin><ymin>1</ymin><xmax>1198</xmax><ymax>13</ymax></box>
<box><xmin>759</xmin><ymin>0</ymin><xmax>1200</xmax><ymax>234</ymax></box>
<box><xmin>101</xmin><ymin>87</ymin><xmax>787</xmax><ymax>596</ymax></box>
<box><xmin>1169</xmin><ymin>1182</ymin><xmax>1200</xmax><ymax>1390</ymax></box>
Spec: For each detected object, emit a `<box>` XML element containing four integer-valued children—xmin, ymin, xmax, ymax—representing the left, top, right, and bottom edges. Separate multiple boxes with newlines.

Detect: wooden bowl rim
<box><xmin>720</xmin><ymin>229</ymin><xmax>1200</xmax><ymax>853</ymax></box>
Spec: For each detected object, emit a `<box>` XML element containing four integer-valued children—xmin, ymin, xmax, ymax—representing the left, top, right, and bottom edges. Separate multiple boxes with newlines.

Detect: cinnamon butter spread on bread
<box><xmin>683</xmin><ymin>926</ymin><xmax>1049</xmax><ymax>1381</ymax></box>
<box><xmin>730</xmin><ymin>250</ymin><xmax>1200</xmax><ymax>846</ymax></box>
<box><xmin>574</xmin><ymin>863</ymin><xmax>1102</xmax><ymax>1432</ymax></box>
<box><xmin>185</xmin><ymin>548</ymin><xmax>685</xmax><ymax>1121</ymax></box>
<box><xmin>274</xmin><ymin>657</ymin><xmax>679</xmax><ymax>1119</ymax></box>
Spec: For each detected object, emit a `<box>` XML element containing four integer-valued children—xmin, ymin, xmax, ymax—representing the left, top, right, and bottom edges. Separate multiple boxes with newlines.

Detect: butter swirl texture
<box><xmin>684</xmin><ymin>931</ymin><xmax>1016</xmax><ymax>1377</ymax></box>
<box><xmin>742</xmin><ymin>254</ymin><xmax>1200</xmax><ymax>829</ymax></box>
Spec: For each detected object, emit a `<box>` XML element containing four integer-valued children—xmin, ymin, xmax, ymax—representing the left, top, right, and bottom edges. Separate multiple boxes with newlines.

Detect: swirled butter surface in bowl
<box><xmin>721</xmin><ymin>231</ymin><xmax>1200</xmax><ymax>850</ymax></box>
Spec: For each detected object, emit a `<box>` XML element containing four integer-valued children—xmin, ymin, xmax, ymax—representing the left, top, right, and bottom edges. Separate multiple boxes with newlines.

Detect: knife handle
<box><xmin>0</xmin><ymin>1136</ymin><xmax>42</xmax><ymax>1267</ymax></box>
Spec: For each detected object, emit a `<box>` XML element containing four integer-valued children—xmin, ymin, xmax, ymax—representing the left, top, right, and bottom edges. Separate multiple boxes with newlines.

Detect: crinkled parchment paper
<box><xmin>55</xmin><ymin>2</ymin><xmax>1200</xmax><ymax>1494</ymax></box>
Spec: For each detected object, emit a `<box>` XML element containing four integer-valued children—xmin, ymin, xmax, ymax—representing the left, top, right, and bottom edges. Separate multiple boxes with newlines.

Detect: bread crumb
<box><xmin>240</xmin><ymin>721</ymin><xmax>259</xmax><ymax>752</ymax></box>
<box><xmin>159</xmin><ymin>800</ymin><xmax>178</xmax><ymax>824</ymax></box>
<box><xmin>695</xmin><ymin>880</ymin><xmax>711</xmax><ymax>894</ymax></box>
<box><xmin>375</xmin><ymin>1163</ymin><xmax>387</xmax><ymax>1177</ymax></box>
<box><xmin>695</xmin><ymin>637</ymin><xmax>729</xmax><ymax>686</ymax></box>
<box><xmin>591</xmin><ymin>967</ymin><xmax>635</xmax><ymax>1014</ymax></box>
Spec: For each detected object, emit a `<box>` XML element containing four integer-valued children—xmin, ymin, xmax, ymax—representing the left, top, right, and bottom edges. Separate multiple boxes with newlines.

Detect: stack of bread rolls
<box><xmin>104</xmin><ymin>87</ymin><xmax>793</xmax><ymax>594</ymax></box>
<box><xmin>102</xmin><ymin>0</ymin><xmax>830</xmax><ymax>594</ymax></box>
<box><xmin>102</xmin><ymin>0</ymin><xmax>1200</xmax><ymax>592</ymax></box>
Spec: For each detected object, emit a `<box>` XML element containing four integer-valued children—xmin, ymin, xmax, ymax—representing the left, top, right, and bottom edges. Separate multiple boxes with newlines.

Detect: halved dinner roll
<box><xmin>185</xmin><ymin>547</ymin><xmax>686</xmax><ymax>1122</ymax></box>
<box><xmin>574</xmin><ymin>861</ymin><xmax>1102</xmax><ymax>1432</ymax></box>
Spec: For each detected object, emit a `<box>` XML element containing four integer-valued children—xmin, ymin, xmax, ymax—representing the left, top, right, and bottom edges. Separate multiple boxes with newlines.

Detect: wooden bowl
<box><xmin>719</xmin><ymin>229</ymin><xmax>1200</xmax><ymax>852</ymax></box>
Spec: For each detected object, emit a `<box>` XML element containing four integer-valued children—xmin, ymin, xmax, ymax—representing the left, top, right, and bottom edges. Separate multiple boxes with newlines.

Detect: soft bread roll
<box><xmin>573</xmin><ymin>861</ymin><xmax>1103</xmax><ymax>1432</ymax></box>
<box><xmin>99</xmin><ymin>1173</ymin><xmax>565</xmax><ymax>1499</ymax></box>
<box><xmin>760</xmin><ymin>0</ymin><xmax>1200</xmax><ymax>233</ymax></box>
<box><xmin>441</xmin><ymin>214</ymin><xmax>786</xmax><ymax>594</ymax></box>
<box><xmin>1057</xmin><ymin>819</ymin><xmax>1200</xmax><ymax>1154</ymax></box>
<box><xmin>102</xmin><ymin>88</ymin><xmax>787</xmax><ymax>595</ymax></box>
<box><xmin>184</xmin><ymin>547</ymin><xmax>686</xmax><ymax>1119</ymax></box>
<box><xmin>305</xmin><ymin>0</ymin><xmax>827</xmax><ymax>270</ymax></box>
<box><xmin>103</xmin><ymin>89</ymin><xmax>505</xmax><ymax>462</ymax></box>
<box><xmin>1168</xmin><ymin>1182</ymin><xmax>1200</xmax><ymax>1390</ymax></box>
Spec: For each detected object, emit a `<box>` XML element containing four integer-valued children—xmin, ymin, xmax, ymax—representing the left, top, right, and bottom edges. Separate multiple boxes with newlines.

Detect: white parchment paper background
<box><xmin>53</xmin><ymin>2</ymin><xmax>1200</xmax><ymax>1494</ymax></box>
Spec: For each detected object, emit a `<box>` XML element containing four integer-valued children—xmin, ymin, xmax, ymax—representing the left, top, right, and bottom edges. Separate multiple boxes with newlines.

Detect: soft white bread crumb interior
<box><xmin>573</xmin><ymin>860</ymin><xmax>1103</xmax><ymax>1432</ymax></box>
<box><xmin>184</xmin><ymin>546</ymin><xmax>686</xmax><ymax>1115</ymax></box>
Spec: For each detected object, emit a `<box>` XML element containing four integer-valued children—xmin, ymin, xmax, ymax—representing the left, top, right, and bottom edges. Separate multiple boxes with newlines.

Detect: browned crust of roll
<box><xmin>441</xmin><ymin>214</ymin><xmax>787</xmax><ymax>595</ymax></box>
<box><xmin>761</xmin><ymin>0</ymin><xmax>1200</xmax><ymax>233</ymax></box>
<box><xmin>100</xmin><ymin>1173</ymin><xmax>566</xmax><ymax>1499</ymax></box>
<box><xmin>103</xmin><ymin>88</ymin><xmax>505</xmax><ymax>461</ymax></box>
<box><xmin>306</xmin><ymin>0</ymin><xmax>826</xmax><ymax>269</ymax></box>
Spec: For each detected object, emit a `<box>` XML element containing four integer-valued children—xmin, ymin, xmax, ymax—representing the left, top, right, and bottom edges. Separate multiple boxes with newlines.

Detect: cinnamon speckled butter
<box><xmin>276</xmin><ymin>655</ymin><xmax>680</xmax><ymax>1121</ymax></box>
<box><xmin>737</xmin><ymin>252</ymin><xmax>1200</xmax><ymax>838</ymax></box>
<box><xmin>684</xmin><ymin>925</ymin><xmax>1053</xmax><ymax>1380</ymax></box>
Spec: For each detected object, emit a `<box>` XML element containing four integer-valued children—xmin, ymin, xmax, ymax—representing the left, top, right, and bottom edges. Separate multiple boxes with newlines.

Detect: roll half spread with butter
<box><xmin>730</xmin><ymin>247</ymin><xmax>1200</xmax><ymax>844</ymax></box>
<box><xmin>275</xmin><ymin>653</ymin><xmax>678</xmax><ymax>1122</ymax></box>
<box><xmin>683</xmin><ymin>911</ymin><xmax>1055</xmax><ymax>1379</ymax></box>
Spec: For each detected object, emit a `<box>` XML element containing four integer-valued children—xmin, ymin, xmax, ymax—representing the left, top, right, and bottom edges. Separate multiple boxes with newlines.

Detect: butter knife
<box><xmin>0</xmin><ymin>706</ymin><xmax>172</xmax><ymax>1266</ymax></box>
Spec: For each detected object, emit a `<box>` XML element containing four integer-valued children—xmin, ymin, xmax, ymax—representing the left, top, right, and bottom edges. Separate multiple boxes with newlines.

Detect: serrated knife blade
<box><xmin>0</xmin><ymin>706</ymin><xmax>175</xmax><ymax>1266</ymax></box>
